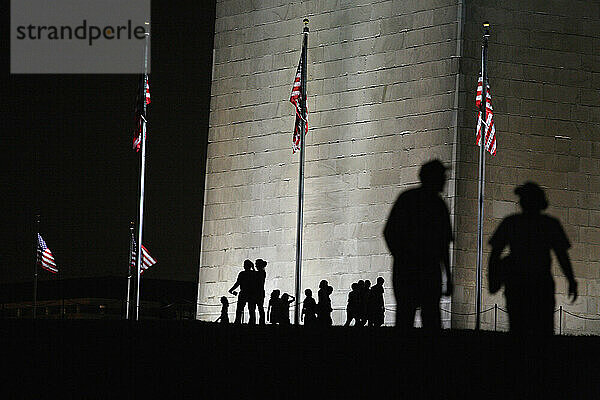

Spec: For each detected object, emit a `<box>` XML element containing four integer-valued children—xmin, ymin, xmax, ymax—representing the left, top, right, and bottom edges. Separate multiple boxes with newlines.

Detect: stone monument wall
<box><xmin>198</xmin><ymin>0</ymin><xmax>463</xmax><ymax>326</ymax></box>
<box><xmin>198</xmin><ymin>0</ymin><xmax>600</xmax><ymax>334</ymax></box>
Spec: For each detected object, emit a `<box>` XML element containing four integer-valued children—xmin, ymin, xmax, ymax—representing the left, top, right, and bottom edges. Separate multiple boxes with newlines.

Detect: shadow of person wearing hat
<box><xmin>488</xmin><ymin>182</ymin><xmax>578</xmax><ymax>335</ymax></box>
<box><xmin>383</xmin><ymin>159</ymin><xmax>454</xmax><ymax>331</ymax></box>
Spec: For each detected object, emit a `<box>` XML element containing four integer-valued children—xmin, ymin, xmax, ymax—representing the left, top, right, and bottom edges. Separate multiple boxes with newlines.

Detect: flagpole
<box><xmin>475</xmin><ymin>22</ymin><xmax>490</xmax><ymax>331</ymax></box>
<box><xmin>33</xmin><ymin>214</ymin><xmax>40</xmax><ymax>319</ymax></box>
<box><xmin>294</xmin><ymin>19</ymin><xmax>309</xmax><ymax>325</ymax></box>
<box><xmin>126</xmin><ymin>221</ymin><xmax>134</xmax><ymax>319</ymax></box>
<box><xmin>135</xmin><ymin>32</ymin><xmax>150</xmax><ymax>321</ymax></box>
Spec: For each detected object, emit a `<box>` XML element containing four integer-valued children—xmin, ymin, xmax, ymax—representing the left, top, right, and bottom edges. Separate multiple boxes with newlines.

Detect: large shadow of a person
<box><xmin>383</xmin><ymin>159</ymin><xmax>453</xmax><ymax>331</ymax></box>
<box><xmin>488</xmin><ymin>182</ymin><xmax>578</xmax><ymax>335</ymax></box>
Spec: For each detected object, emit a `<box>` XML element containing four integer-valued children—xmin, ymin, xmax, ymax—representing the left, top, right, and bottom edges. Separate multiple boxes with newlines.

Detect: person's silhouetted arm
<box><xmin>555</xmin><ymin>248</ymin><xmax>578</xmax><ymax>302</ymax></box>
<box><xmin>229</xmin><ymin>281</ymin><xmax>240</xmax><ymax>296</ymax></box>
<box><xmin>442</xmin><ymin>246</ymin><xmax>453</xmax><ymax>296</ymax></box>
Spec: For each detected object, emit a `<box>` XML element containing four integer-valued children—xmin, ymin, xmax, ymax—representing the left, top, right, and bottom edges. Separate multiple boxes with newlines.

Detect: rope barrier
<box><xmin>562</xmin><ymin>309</ymin><xmax>600</xmax><ymax>321</ymax></box>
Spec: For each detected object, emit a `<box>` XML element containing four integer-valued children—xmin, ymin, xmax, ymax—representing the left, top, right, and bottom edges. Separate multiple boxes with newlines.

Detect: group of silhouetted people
<box><xmin>384</xmin><ymin>159</ymin><xmax>577</xmax><ymax>335</ymax></box>
<box><xmin>344</xmin><ymin>277</ymin><xmax>385</xmax><ymax>327</ymax></box>
<box><xmin>218</xmin><ymin>159</ymin><xmax>579</xmax><ymax>335</ymax></box>
<box><xmin>222</xmin><ymin>258</ymin><xmax>268</xmax><ymax>325</ymax></box>
<box><xmin>267</xmin><ymin>289</ymin><xmax>295</xmax><ymax>324</ymax></box>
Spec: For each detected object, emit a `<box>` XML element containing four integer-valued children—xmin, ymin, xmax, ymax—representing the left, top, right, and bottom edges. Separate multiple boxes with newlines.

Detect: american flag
<box><xmin>476</xmin><ymin>74</ymin><xmax>496</xmax><ymax>155</ymax></box>
<box><xmin>133</xmin><ymin>75</ymin><xmax>150</xmax><ymax>152</ymax></box>
<box><xmin>130</xmin><ymin>233</ymin><xmax>157</xmax><ymax>275</ymax></box>
<box><xmin>290</xmin><ymin>43</ymin><xmax>308</xmax><ymax>153</ymax></box>
<box><xmin>37</xmin><ymin>234</ymin><xmax>58</xmax><ymax>274</ymax></box>
<box><xmin>145</xmin><ymin>76</ymin><xmax>151</xmax><ymax>105</ymax></box>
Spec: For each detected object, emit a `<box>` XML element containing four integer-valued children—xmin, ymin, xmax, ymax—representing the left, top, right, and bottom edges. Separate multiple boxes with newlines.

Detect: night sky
<box><xmin>2</xmin><ymin>1</ymin><xmax>216</xmax><ymax>284</ymax></box>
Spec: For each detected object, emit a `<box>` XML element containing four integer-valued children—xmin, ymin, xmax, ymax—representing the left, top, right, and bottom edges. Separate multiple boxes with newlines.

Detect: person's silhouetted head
<box><xmin>357</xmin><ymin>280</ymin><xmax>364</xmax><ymax>289</ymax></box>
<box><xmin>305</xmin><ymin>288</ymin><xmax>312</xmax><ymax>298</ymax></box>
<box><xmin>243</xmin><ymin>259</ymin><xmax>254</xmax><ymax>270</ymax></box>
<box><xmin>281</xmin><ymin>293</ymin><xmax>290</xmax><ymax>302</ymax></box>
<box><xmin>351</xmin><ymin>282</ymin><xmax>358</xmax><ymax>292</ymax></box>
<box><xmin>327</xmin><ymin>285</ymin><xmax>333</xmax><ymax>295</ymax></box>
<box><xmin>515</xmin><ymin>182</ymin><xmax>548</xmax><ymax>213</ymax></box>
<box><xmin>255</xmin><ymin>258</ymin><xmax>267</xmax><ymax>270</ymax></box>
<box><xmin>419</xmin><ymin>159</ymin><xmax>448</xmax><ymax>193</ymax></box>
<box><xmin>220</xmin><ymin>296</ymin><xmax>228</xmax><ymax>306</ymax></box>
<box><xmin>377</xmin><ymin>277</ymin><xmax>384</xmax><ymax>286</ymax></box>
<box><xmin>365</xmin><ymin>280</ymin><xmax>371</xmax><ymax>289</ymax></box>
<box><xmin>319</xmin><ymin>280</ymin><xmax>329</xmax><ymax>289</ymax></box>
<box><xmin>271</xmin><ymin>289</ymin><xmax>280</xmax><ymax>299</ymax></box>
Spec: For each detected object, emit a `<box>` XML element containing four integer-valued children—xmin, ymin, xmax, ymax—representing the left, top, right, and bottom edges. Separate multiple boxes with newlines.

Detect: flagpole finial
<box><xmin>303</xmin><ymin>18</ymin><xmax>309</xmax><ymax>33</ymax></box>
<box><xmin>483</xmin><ymin>21</ymin><xmax>490</xmax><ymax>37</ymax></box>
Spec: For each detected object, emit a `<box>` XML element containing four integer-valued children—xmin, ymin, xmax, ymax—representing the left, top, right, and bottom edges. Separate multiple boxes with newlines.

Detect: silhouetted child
<box><xmin>267</xmin><ymin>289</ymin><xmax>281</xmax><ymax>324</ymax></box>
<box><xmin>302</xmin><ymin>289</ymin><xmax>317</xmax><ymax>326</ymax></box>
<box><xmin>279</xmin><ymin>293</ymin><xmax>295</xmax><ymax>325</ymax></box>
<box><xmin>344</xmin><ymin>283</ymin><xmax>360</xmax><ymax>327</ymax></box>
<box><xmin>215</xmin><ymin>296</ymin><xmax>229</xmax><ymax>324</ymax></box>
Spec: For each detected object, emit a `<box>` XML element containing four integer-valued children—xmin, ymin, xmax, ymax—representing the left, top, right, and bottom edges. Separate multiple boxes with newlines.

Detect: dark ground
<box><xmin>1</xmin><ymin>321</ymin><xmax>599</xmax><ymax>399</ymax></box>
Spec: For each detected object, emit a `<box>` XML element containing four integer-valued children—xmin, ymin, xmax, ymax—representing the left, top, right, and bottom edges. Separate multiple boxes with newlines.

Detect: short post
<box><xmin>494</xmin><ymin>303</ymin><xmax>497</xmax><ymax>332</ymax></box>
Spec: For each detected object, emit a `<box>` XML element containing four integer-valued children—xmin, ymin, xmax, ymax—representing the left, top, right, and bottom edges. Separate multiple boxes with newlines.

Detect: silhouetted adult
<box><xmin>368</xmin><ymin>277</ymin><xmax>385</xmax><ymax>327</ymax></box>
<box><xmin>254</xmin><ymin>259</ymin><xmax>267</xmax><ymax>325</ymax></box>
<box><xmin>489</xmin><ymin>182</ymin><xmax>578</xmax><ymax>335</ymax></box>
<box><xmin>302</xmin><ymin>289</ymin><xmax>317</xmax><ymax>326</ymax></box>
<box><xmin>229</xmin><ymin>259</ymin><xmax>257</xmax><ymax>324</ymax></box>
<box><xmin>383</xmin><ymin>159</ymin><xmax>453</xmax><ymax>331</ymax></box>
<box><xmin>317</xmin><ymin>280</ymin><xmax>333</xmax><ymax>326</ymax></box>
<box><xmin>358</xmin><ymin>279</ymin><xmax>371</xmax><ymax>326</ymax></box>
<box><xmin>344</xmin><ymin>282</ymin><xmax>360</xmax><ymax>327</ymax></box>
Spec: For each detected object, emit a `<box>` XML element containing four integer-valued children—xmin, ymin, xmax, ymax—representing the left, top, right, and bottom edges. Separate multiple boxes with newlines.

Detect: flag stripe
<box><xmin>130</xmin><ymin>233</ymin><xmax>157</xmax><ymax>275</ymax></box>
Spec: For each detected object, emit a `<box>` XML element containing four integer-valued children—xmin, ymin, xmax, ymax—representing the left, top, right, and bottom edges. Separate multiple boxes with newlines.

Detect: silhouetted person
<box><xmin>368</xmin><ymin>277</ymin><xmax>385</xmax><ymax>327</ymax></box>
<box><xmin>489</xmin><ymin>182</ymin><xmax>578</xmax><ymax>335</ymax></box>
<box><xmin>215</xmin><ymin>296</ymin><xmax>229</xmax><ymax>324</ymax></box>
<box><xmin>384</xmin><ymin>159</ymin><xmax>453</xmax><ymax>331</ymax></box>
<box><xmin>254</xmin><ymin>258</ymin><xmax>267</xmax><ymax>325</ymax></box>
<box><xmin>267</xmin><ymin>289</ymin><xmax>280</xmax><ymax>324</ymax></box>
<box><xmin>302</xmin><ymin>289</ymin><xmax>317</xmax><ymax>326</ymax></box>
<box><xmin>317</xmin><ymin>280</ymin><xmax>333</xmax><ymax>326</ymax></box>
<box><xmin>355</xmin><ymin>280</ymin><xmax>365</xmax><ymax>326</ymax></box>
<box><xmin>344</xmin><ymin>283</ymin><xmax>360</xmax><ymax>326</ymax></box>
<box><xmin>279</xmin><ymin>293</ymin><xmax>295</xmax><ymax>325</ymax></box>
<box><xmin>229</xmin><ymin>259</ymin><xmax>257</xmax><ymax>324</ymax></box>
<box><xmin>358</xmin><ymin>279</ymin><xmax>371</xmax><ymax>326</ymax></box>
